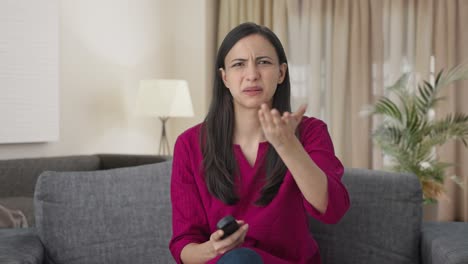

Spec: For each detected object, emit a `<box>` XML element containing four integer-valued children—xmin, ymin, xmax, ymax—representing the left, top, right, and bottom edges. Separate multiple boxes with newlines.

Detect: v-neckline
<box><xmin>233</xmin><ymin>141</ymin><xmax>269</xmax><ymax>169</ymax></box>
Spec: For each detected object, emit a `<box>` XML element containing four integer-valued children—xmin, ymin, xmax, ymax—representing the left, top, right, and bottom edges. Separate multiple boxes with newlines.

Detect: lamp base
<box><xmin>159</xmin><ymin>117</ymin><xmax>170</xmax><ymax>156</ymax></box>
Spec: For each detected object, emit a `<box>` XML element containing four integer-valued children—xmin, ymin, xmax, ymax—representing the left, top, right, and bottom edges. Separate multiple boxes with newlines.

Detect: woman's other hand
<box><xmin>209</xmin><ymin>220</ymin><xmax>249</xmax><ymax>256</ymax></box>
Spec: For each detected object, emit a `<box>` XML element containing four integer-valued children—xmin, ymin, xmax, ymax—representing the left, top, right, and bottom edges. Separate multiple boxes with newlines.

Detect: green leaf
<box><xmin>374</xmin><ymin>97</ymin><xmax>403</xmax><ymax>123</ymax></box>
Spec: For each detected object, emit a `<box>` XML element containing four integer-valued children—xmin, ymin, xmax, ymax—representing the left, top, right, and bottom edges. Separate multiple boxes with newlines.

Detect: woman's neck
<box><xmin>233</xmin><ymin>106</ymin><xmax>265</xmax><ymax>146</ymax></box>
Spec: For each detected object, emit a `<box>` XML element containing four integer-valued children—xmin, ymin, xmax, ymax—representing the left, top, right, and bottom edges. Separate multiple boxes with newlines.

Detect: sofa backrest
<box><xmin>0</xmin><ymin>154</ymin><xmax>171</xmax><ymax>198</ymax></box>
<box><xmin>309</xmin><ymin>168</ymin><xmax>423</xmax><ymax>264</ymax></box>
<box><xmin>34</xmin><ymin>160</ymin><xmax>173</xmax><ymax>264</ymax></box>
<box><xmin>97</xmin><ymin>154</ymin><xmax>171</xmax><ymax>170</ymax></box>
<box><xmin>1</xmin><ymin>154</ymin><xmax>170</xmax><ymax>228</ymax></box>
<box><xmin>0</xmin><ymin>155</ymin><xmax>100</xmax><ymax>198</ymax></box>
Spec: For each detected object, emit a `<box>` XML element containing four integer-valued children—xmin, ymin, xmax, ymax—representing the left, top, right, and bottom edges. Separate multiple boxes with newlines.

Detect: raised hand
<box><xmin>258</xmin><ymin>103</ymin><xmax>307</xmax><ymax>149</ymax></box>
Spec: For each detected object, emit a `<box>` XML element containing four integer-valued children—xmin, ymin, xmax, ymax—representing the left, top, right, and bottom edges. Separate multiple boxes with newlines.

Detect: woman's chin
<box><xmin>235</xmin><ymin>103</ymin><xmax>267</xmax><ymax>111</ymax></box>
<box><xmin>233</xmin><ymin>97</ymin><xmax>272</xmax><ymax>111</ymax></box>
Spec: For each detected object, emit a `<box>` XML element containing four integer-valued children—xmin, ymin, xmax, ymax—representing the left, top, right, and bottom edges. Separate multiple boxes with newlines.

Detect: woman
<box><xmin>169</xmin><ymin>22</ymin><xmax>350</xmax><ymax>264</ymax></box>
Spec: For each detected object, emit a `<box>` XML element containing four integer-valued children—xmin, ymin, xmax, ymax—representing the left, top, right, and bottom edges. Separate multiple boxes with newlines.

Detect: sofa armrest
<box><xmin>97</xmin><ymin>153</ymin><xmax>171</xmax><ymax>169</ymax></box>
<box><xmin>421</xmin><ymin>221</ymin><xmax>468</xmax><ymax>264</ymax></box>
<box><xmin>0</xmin><ymin>228</ymin><xmax>43</xmax><ymax>264</ymax></box>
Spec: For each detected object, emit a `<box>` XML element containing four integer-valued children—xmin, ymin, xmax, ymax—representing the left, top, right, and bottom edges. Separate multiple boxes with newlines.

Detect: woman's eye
<box><xmin>258</xmin><ymin>60</ymin><xmax>271</xmax><ymax>65</ymax></box>
<box><xmin>232</xmin><ymin>62</ymin><xmax>244</xmax><ymax>67</ymax></box>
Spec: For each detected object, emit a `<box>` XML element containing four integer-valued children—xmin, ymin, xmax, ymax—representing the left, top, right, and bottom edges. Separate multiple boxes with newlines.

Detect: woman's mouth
<box><xmin>243</xmin><ymin>86</ymin><xmax>263</xmax><ymax>96</ymax></box>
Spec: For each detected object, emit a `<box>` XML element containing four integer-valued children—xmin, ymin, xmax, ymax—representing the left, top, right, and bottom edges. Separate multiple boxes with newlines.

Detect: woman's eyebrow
<box><xmin>230</xmin><ymin>58</ymin><xmax>247</xmax><ymax>63</ymax></box>
<box><xmin>256</xmin><ymin>56</ymin><xmax>273</xmax><ymax>60</ymax></box>
<box><xmin>230</xmin><ymin>56</ymin><xmax>273</xmax><ymax>63</ymax></box>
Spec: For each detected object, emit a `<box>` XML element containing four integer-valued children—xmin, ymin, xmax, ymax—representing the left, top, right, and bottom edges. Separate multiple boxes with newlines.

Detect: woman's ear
<box><xmin>219</xmin><ymin>67</ymin><xmax>229</xmax><ymax>88</ymax></box>
<box><xmin>278</xmin><ymin>63</ymin><xmax>287</xmax><ymax>84</ymax></box>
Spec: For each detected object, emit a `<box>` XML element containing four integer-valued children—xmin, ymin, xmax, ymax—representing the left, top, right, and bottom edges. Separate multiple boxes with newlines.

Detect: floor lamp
<box><xmin>136</xmin><ymin>79</ymin><xmax>194</xmax><ymax>156</ymax></box>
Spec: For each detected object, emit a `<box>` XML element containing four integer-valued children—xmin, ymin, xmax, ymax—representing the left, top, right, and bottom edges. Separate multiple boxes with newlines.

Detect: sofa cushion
<box><xmin>0</xmin><ymin>228</ymin><xmax>43</xmax><ymax>263</ymax></box>
<box><xmin>34</xmin><ymin>161</ymin><xmax>173</xmax><ymax>264</ymax></box>
<box><xmin>309</xmin><ymin>168</ymin><xmax>422</xmax><ymax>264</ymax></box>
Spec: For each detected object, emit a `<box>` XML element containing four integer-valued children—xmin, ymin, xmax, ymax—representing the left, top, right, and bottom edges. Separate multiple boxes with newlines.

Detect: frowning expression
<box><xmin>220</xmin><ymin>34</ymin><xmax>287</xmax><ymax>111</ymax></box>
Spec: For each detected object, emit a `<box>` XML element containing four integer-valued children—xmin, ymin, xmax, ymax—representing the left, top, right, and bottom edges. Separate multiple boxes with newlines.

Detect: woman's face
<box><xmin>220</xmin><ymin>34</ymin><xmax>287</xmax><ymax>111</ymax></box>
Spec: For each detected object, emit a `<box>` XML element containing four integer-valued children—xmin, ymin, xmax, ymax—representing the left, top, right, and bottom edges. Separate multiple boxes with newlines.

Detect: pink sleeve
<box><xmin>169</xmin><ymin>135</ymin><xmax>210</xmax><ymax>263</ymax></box>
<box><xmin>300</xmin><ymin>119</ymin><xmax>350</xmax><ymax>224</ymax></box>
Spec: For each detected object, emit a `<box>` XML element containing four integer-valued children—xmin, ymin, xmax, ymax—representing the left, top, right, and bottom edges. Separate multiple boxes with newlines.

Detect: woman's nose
<box><xmin>245</xmin><ymin>63</ymin><xmax>259</xmax><ymax>81</ymax></box>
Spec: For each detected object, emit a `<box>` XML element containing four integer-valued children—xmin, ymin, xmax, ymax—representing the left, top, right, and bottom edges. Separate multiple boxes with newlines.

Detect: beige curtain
<box><xmin>286</xmin><ymin>0</ymin><xmax>373</xmax><ymax>168</ymax></box>
<box><xmin>432</xmin><ymin>0</ymin><xmax>468</xmax><ymax>221</ymax></box>
<box><xmin>216</xmin><ymin>0</ymin><xmax>289</xmax><ymax>51</ymax></box>
<box><xmin>217</xmin><ymin>0</ymin><xmax>468</xmax><ymax>221</ymax></box>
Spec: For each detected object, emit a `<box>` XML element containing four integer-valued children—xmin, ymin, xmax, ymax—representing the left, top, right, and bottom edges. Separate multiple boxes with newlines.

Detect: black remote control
<box><xmin>216</xmin><ymin>215</ymin><xmax>240</xmax><ymax>239</ymax></box>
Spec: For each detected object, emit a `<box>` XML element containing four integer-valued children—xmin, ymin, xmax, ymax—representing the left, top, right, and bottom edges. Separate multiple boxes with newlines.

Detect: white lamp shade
<box><xmin>136</xmin><ymin>79</ymin><xmax>194</xmax><ymax>117</ymax></box>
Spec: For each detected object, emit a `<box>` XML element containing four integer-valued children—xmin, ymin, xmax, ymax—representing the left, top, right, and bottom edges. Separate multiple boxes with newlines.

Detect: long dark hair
<box><xmin>201</xmin><ymin>22</ymin><xmax>292</xmax><ymax>206</ymax></box>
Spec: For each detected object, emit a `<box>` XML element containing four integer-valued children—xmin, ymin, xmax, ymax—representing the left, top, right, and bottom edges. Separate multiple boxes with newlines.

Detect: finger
<box><xmin>227</xmin><ymin>223</ymin><xmax>248</xmax><ymax>243</ymax></box>
<box><xmin>262</xmin><ymin>105</ymin><xmax>273</xmax><ymax>126</ymax></box>
<box><xmin>210</xmin><ymin>229</ymin><xmax>224</xmax><ymax>242</ymax></box>
<box><xmin>218</xmin><ymin>223</ymin><xmax>248</xmax><ymax>253</ymax></box>
<box><xmin>270</xmin><ymin>109</ymin><xmax>282</xmax><ymax>126</ymax></box>
<box><xmin>259</xmin><ymin>103</ymin><xmax>270</xmax><ymax>115</ymax></box>
<box><xmin>282</xmin><ymin>111</ymin><xmax>291</xmax><ymax>123</ymax></box>
<box><xmin>258</xmin><ymin>109</ymin><xmax>266</xmax><ymax>124</ymax></box>
<box><xmin>239</xmin><ymin>223</ymin><xmax>249</xmax><ymax>236</ymax></box>
<box><xmin>238</xmin><ymin>224</ymin><xmax>249</xmax><ymax>244</ymax></box>
<box><xmin>230</xmin><ymin>224</ymin><xmax>249</xmax><ymax>246</ymax></box>
<box><xmin>292</xmin><ymin>104</ymin><xmax>307</xmax><ymax>120</ymax></box>
<box><xmin>259</xmin><ymin>110</ymin><xmax>270</xmax><ymax>134</ymax></box>
<box><xmin>216</xmin><ymin>221</ymin><xmax>246</xmax><ymax>242</ymax></box>
<box><xmin>239</xmin><ymin>225</ymin><xmax>248</xmax><ymax>242</ymax></box>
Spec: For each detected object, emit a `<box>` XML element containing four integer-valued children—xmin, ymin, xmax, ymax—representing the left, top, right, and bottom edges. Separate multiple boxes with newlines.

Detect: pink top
<box><xmin>169</xmin><ymin>117</ymin><xmax>350</xmax><ymax>263</ymax></box>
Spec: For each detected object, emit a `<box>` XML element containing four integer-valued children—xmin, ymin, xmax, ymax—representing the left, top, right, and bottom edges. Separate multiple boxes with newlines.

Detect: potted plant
<box><xmin>364</xmin><ymin>64</ymin><xmax>468</xmax><ymax>204</ymax></box>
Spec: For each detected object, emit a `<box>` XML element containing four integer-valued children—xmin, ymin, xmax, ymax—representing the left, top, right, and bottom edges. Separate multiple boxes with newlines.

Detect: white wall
<box><xmin>0</xmin><ymin>0</ymin><xmax>215</xmax><ymax>159</ymax></box>
<box><xmin>169</xmin><ymin>0</ymin><xmax>216</xmax><ymax>147</ymax></box>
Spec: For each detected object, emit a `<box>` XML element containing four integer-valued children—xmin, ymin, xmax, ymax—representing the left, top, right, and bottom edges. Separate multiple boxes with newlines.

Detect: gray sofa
<box><xmin>1</xmin><ymin>155</ymin><xmax>468</xmax><ymax>264</ymax></box>
<box><xmin>0</xmin><ymin>154</ymin><xmax>170</xmax><ymax>227</ymax></box>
